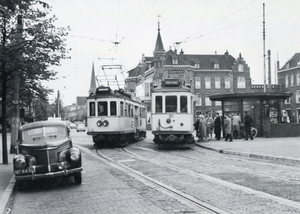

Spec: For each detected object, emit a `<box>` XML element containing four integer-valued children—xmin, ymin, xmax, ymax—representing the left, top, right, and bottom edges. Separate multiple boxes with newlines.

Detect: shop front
<box><xmin>210</xmin><ymin>92</ymin><xmax>297</xmax><ymax>138</ymax></box>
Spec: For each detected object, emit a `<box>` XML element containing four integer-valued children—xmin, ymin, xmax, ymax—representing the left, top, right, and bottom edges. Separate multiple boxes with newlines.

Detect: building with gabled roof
<box><xmin>123</xmin><ymin>22</ymin><xmax>295</xmax><ymax>137</ymax></box>
<box><xmin>278</xmin><ymin>52</ymin><xmax>300</xmax><ymax>124</ymax></box>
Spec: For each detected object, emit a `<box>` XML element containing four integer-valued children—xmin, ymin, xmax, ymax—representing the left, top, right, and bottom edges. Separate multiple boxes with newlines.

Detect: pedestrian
<box><xmin>232</xmin><ymin>112</ymin><xmax>241</xmax><ymax>139</ymax></box>
<box><xmin>193</xmin><ymin>116</ymin><xmax>201</xmax><ymax>142</ymax></box>
<box><xmin>199</xmin><ymin>115</ymin><xmax>207</xmax><ymax>142</ymax></box>
<box><xmin>244</xmin><ymin>111</ymin><xmax>253</xmax><ymax>140</ymax></box>
<box><xmin>224</xmin><ymin>114</ymin><xmax>233</xmax><ymax>142</ymax></box>
<box><xmin>214</xmin><ymin>113</ymin><xmax>222</xmax><ymax>140</ymax></box>
<box><xmin>206</xmin><ymin>114</ymin><xmax>214</xmax><ymax>140</ymax></box>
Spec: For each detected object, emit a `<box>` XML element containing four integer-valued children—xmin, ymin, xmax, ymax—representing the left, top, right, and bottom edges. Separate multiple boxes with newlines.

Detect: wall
<box><xmin>270</xmin><ymin>123</ymin><xmax>300</xmax><ymax>137</ymax></box>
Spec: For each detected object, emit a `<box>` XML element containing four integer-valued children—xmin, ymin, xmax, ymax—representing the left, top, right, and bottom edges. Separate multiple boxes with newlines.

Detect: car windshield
<box><xmin>22</xmin><ymin>126</ymin><xmax>67</xmax><ymax>145</ymax></box>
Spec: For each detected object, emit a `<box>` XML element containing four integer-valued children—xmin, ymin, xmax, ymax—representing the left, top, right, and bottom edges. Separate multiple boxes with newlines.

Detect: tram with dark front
<box><xmin>87</xmin><ymin>86</ymin><xmax>147</xmax><ymax>147</ymax></box>
<box><xmin>151</xmin><ymin>78</ymin><xmax>195</xmax><ymax>149</ymax></box>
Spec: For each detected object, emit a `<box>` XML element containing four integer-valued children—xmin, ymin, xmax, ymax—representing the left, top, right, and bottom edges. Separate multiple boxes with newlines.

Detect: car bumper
<box><xmin>15</xmin><ymin>167</ymin><xmax>83</xmax><ymax>181</ymax></box>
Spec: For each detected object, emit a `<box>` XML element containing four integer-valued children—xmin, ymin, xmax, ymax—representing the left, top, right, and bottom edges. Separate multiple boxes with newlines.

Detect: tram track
<box><xmin>78</xmin><ymin>145</ymin><xmax>227</xmax><ymax>214</ymax></box>
<box><xmin>133</xmin><ymin>145</ymin><xmax>300</xmax><ymax>183</ymax></box>
<box><xmin>120</xmin><ymin>147</ymin><xmax>300</xmax><ymax>210</ymax></box>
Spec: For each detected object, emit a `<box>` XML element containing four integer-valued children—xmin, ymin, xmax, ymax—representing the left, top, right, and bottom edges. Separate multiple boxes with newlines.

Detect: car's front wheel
<box><xmin>74</xmin><ymin>172</ymin><xmax>82</xmax><ymax>184</ymax></box>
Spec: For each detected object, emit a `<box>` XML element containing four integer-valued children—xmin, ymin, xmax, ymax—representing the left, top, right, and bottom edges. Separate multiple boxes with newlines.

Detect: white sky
<box><xmin>43</xmin><ymin>0</ymin><xmax>300</xmax><ymax>106</ymax></box>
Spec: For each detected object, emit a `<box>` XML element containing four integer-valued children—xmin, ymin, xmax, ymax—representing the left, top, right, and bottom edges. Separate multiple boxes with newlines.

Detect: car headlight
<box><xmin>14</xmin><ymin>154</ymin><xmax>26</xmax><ymax>170</ymax></box>
<box><xmin>69</xmin><ymin>147</ymin><xmax>80</xmax><ymax>162</ymax></box>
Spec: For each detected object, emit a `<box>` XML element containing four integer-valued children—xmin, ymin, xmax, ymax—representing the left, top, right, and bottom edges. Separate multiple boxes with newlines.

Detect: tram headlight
<box><xmin>97</xmin><ymin>120</ymin><xmax>103</xmax><ymax>127</ymax></box>
<box><xmin>103</xmin><ymin>120</ymin><xmax>109</xmax><ymax>127</ymax></box>
<box><xmin>166</xmin><ymin>118</ymin><xmax>171</xmax><ymax>123</ymax></box>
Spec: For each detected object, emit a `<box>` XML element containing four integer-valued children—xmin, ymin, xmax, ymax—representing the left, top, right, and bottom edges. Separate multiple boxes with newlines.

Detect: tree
<box><xmin>0</xmin><ymin>0</ymin><xmax>70</xmax><ymax>163</ymax></box>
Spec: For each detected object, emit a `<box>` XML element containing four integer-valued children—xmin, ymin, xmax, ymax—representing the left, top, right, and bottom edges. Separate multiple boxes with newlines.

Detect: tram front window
<box><xmin>166</xmin><ymin>96</ymin><xmax>177</xmax><ymax>113</ymax></box>
<box><xmin>110</xmin><ymin>101</ymin><xmax>117</xmax><ymax>116</ymax></box>
<box><xmin>180</xmin><ymin>96</ymin><xmax>187</xmax><ymax>113</ymax></box>
<box><xmin>98</xmin><ymin>102</ymin><xmax>107</xmax><ymax>116</ymax></box>
<box><xmin>155</xmin><ymin>96</ymin><xmax>162</xmax><ymax>113</ymax></box>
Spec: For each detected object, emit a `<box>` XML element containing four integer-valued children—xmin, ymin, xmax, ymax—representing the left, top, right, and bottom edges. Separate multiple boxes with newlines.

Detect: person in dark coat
<box><xmin>193</xmin><ymin>117</ymin><xmax>201</xmax><ymax>142</ymax></box>
<box><xmin>244</xmin><ymin>111</ymin><xmax>253</xmax><ymax>140</ymax></box>
<box><xmin>214</xmin><ymin>113</ymin><xmax>222</xmax><ymax>140</ymax></box>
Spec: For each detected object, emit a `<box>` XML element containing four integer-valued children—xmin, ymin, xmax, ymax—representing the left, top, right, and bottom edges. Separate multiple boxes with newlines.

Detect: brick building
<box><xmin>278</xmin><ymin>52</ymin><xmax>300</xmax><ymax>123</ymax></box>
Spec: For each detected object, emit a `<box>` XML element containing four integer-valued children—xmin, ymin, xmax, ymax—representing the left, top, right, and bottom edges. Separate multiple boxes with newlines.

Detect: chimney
<box><xmin>180</xmin><ymin>49</ymin><xmax>184</xmax><ymax>55</ymax></box>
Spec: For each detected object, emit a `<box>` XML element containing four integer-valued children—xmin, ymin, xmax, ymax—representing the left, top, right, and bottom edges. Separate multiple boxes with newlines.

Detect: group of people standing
<box><xmin>194</xmin><ymin>111</ymin><xmax>253</xmax><ymax>142</ymax></box>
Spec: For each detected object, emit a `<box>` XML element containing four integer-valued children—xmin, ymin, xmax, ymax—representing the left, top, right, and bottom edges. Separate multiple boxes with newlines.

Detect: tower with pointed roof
<box><xmin>153</xmin><ymin>20</ymin><xmax>166</xmax><ymax>86</ymax></box>
<box><xmin>88</xmin><ymin>62</ymin><xmax>97</xmax><ymax>95</ymax></box>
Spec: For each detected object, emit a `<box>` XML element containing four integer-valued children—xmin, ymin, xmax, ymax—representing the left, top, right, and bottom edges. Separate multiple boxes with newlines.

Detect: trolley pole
<box><xmin>10</xmin><ymin>15</ymin><xmax>23</xmax><ymax>154</ymax></box>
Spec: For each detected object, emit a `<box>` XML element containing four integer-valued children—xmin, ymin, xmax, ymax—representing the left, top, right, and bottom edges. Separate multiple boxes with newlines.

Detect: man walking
<box><xmin>214</xmin><ymin>113</ymin><xmax>222</xmax><ymax>140</ymax></box>
<box><xmin>232</xmin><ymin>112</ymin><xmax>241</xmax><ymax>139</ymax></box>
<box><xmin>244</xmin><ymin>111</ymin><xmax>253</xmax><ymax>140</ymax></box>
<box><xmin>224</xmin><ymin>114</ymin><xmax>233</xmax><ymax>142</ymax></box>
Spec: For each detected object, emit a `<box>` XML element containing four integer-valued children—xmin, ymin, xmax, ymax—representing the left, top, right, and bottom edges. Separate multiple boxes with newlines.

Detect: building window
<box><xmin>224</xmin><ymin>77</ymin><xmax>230</xmax><ymax>89</ymax></box>
<box><xmin>205</xmin><ymin>77</ymin><xmax>211</xmax><ymax>89</ymax></box>
<box><xmin>195</xmin><ymin>63</ymin><xmax>200</xmax><ymax>68</ymax></box>
<box><xmin>195</xmin><ymin>77</ymin><xmax>201</xmax><ymax>89</ymax></box>
<box><xmin>285</xmin><ymin>75</ymin><xmax>289</xmax><ymax>88</ymax></box>
<box><xmin>145</xmin><ymin>82</ymin><xmax>151</xmax><ymax>97</ymax></box>
<box><xmin>237</xmin><ymin>76</ymin><xmax>246</xmax><ymax>88</ymax></box>
<box><xmin>285</xmin><ymin>97</ymin><xmax>291</xmax><ymax>105</ymax></box>
<box><xmin>215</xmin><ymin>77</ymin><xmax>221</xmax><ymax>89</ymax></box>
<box><xmin>291</xmin><ymin>74</ymin><xmax>294</xmax><ymax>87</ymax></box>
<box><xmin>297</xmin><ymin>73</ymin><xmax>300</xmax><ymax>86</ymax></box>
<box><xmin>205</xmin><ymin>95</ymin><xmax>212</xmax><ymax>106</ymax></box>
<box><xmin>214</xmin><ymin>63</ymin><xmax>219</xmax><ymax>69</ymax></box>
<box><xmin>296</xmin><ymin>90</ymin><xmax>300</xmax><ymax>104</ymax></box>
<box><xmin>196</xmin><ymin>93</ymin><xmax>202</xmax><ymax>106</ymax></box>
<box><xmin>215</xmin><ymin>101</ymin><xmax>222</xmax><ymax>106</ymax></box>
<box><xmin>238</xmin><ymin>64</ymin><xmax>244</xmax><ymax>72</ymax></box>
<box><xmin>172</xmin><ymin>58</ymin><xmax>178</xmax><ymax>64</ymax></box>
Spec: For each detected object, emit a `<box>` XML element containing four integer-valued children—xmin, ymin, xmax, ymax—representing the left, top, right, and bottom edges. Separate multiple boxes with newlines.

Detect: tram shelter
<box><xmin>209</xmin><ymin>92</ymin><xmax>299</xmax><ymax>138</ymax></box>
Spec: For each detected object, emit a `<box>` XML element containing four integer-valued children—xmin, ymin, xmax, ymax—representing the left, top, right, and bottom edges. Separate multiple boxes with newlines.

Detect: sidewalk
<box><xmin>195</xmin><ymin>136</ymin><xmax>300</xmax><ymax>163</ymax></box>
<box><xmin>0</xmin><ymin>134</ymin><xmax>15</xmax><ymax>214</ymax></box>
<box><xmin>1</xmin><ymin>133</ymin><xmax>300</xmax><ymax>214</ymax></box>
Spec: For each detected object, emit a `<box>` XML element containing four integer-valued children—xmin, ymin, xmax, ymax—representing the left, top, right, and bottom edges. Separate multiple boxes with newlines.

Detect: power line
<box><xmin>176</xmin><ymin>0</ymin><xmax>257</xmax><ymax>45</ymax></box>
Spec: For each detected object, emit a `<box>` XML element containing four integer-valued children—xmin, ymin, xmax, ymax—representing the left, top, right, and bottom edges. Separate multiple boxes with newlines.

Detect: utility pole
<box><xmin>263</xmin><ymin>3</ymin><xmax>266</xmax><ymax>93</ymax></box>
<box><xmin>10</xmin><ymin>15</ymin><xmax>23</xmax><ymax>154</ymax></box>
<box><xmin>57</xmin><ymin>90</ymin><xmax>60</xmax><ymax>117</ymax></box>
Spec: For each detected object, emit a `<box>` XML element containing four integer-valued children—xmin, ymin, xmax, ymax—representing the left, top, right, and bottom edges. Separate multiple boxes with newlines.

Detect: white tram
<box><xmin>151</xmin><ymin>78</ymin><xmax>195</xmax><ymax>148</ymax></box>
<box><xmin>87</xmin><ymin>86</ymin><xmax>146</xmax><ymax>147</ymax></box>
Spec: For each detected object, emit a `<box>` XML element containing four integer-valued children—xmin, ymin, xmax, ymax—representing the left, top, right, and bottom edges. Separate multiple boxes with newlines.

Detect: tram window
<box><xmin>124</xmin><ymin>103</ymin><xmax>128</xmax><ymax>116</ymax></box>
<box><xmin>155</xmin><ymin>96</ymin><xmax>162</xmax><ymax>113</ymax></box>
<box><xmin>120</xmin><ymin>102</ymin><xmax>124</xmax><ymax>116</ymax></box>
<box><xmin>180</xmin><ymin>96</ymin><xmax>187</xmax><ymax>113</ymax></box>
<box><xmin>98</xmin><ymin>102</ymin><xmax>107</xmax><ymax>116</ymax></box>
<box><xmin>141</xmin><ymin>107</ymin><xmax>146</xmax><ymax>118</ymax></box>
<box><xmin>166</xmin><ymin>96</ymin><xmax>177</xmax><ymax>113</ymax></box>
<box><xmin>89</xmin><ymin>102</ymin><xmax>95</xmax><ymax>116</ymax></box>
<box><xmin>110</xmin><ymin>101</ymin><xmax>117</xmax><ymax>116</ymax></box>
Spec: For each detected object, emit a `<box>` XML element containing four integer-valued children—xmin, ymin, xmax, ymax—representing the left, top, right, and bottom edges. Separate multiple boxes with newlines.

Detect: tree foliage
<box><xmin>0</xmin><ymin>0</ymin><xmax>70</xmax><ymax>135</ymax></box>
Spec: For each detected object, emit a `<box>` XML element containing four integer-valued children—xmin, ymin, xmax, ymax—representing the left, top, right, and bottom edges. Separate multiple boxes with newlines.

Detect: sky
<box><xmin>43</xmin><ymin>0</ymin><xmax>300</xmax><ymax>106</ymax></box>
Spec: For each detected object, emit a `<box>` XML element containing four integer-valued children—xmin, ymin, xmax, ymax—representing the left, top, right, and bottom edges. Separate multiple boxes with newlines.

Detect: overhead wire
<box><xmin>177</xmin><ymin>0</ymin><xmax>257</xmax><ymax>45</ymax></box>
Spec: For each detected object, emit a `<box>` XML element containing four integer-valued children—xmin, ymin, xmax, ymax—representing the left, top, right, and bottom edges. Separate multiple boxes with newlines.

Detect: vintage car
<box><xmin>13</xmin><ymin>121</ymin><xmax>83</xmax><ymax>186</ymax></box>
<box><xmin>76</xmin><ymin>123</ymin><xmax>86</xmax><ymax>132</ymax></box>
